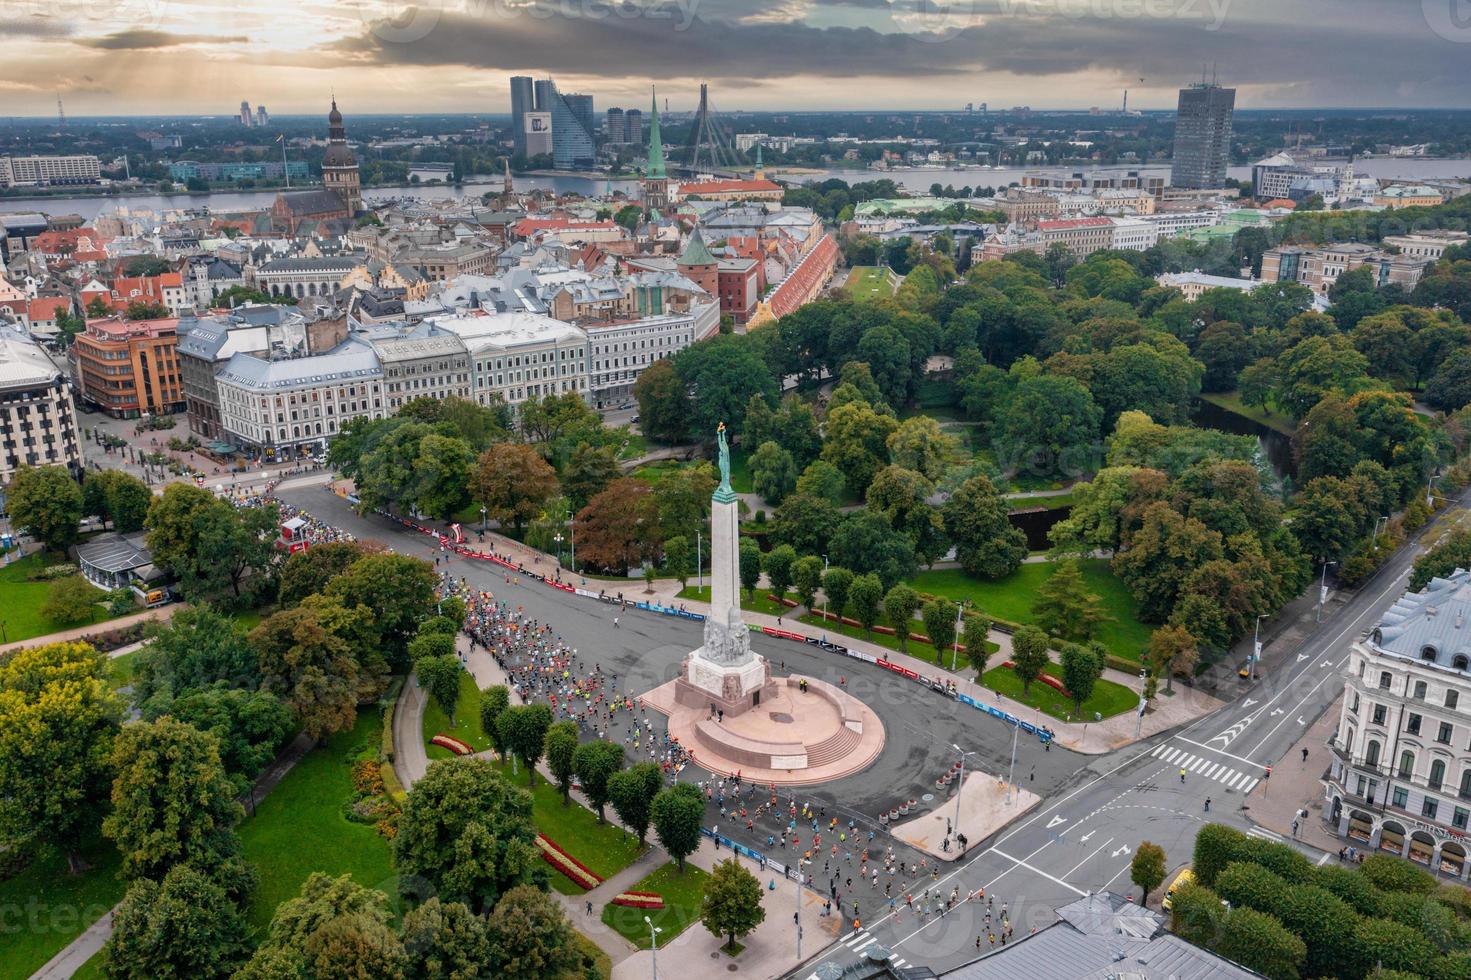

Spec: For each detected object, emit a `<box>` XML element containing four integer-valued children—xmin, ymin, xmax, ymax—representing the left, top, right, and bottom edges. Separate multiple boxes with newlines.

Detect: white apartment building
<box><xmin>1109</xmin><ymin>217</ymin><xmax>1160</xmax><ymax>252</ymax></box>
<box><xmin>216</xmin><ymin>338</ymin><xmax>386</xmax><ymax>458</ymax></box>
<box><xmin>1381</xmin><ymin>230</ymin><xmax>1470</xmax><ymax>262</ymax></box>
<box><xmin>251</xmin><ymin>256</ymin><xmax>361</xmax><ymax>301</ymax></box>
<box><xmin>356</xmin><ymin>323</ymin><xmax>473</xmax><ymax>412</ymax></box>
<box><xmin>0</xmin><ymin>328</ymin><xmax>81</xmax><ymax>486</ymax></box>
<box><xmin>428</xmin><ymin>311</ymin><xmax>590</xmax><ymax>409</ymax></box>
<box><xmin>1156</xmin><ymin>271</ymin><xmax>1265</xmax><ymax>302</ymax></box>
<box><xmin>586</xmin><ymin>303</ymin><xmax>719</xmax><ymax>407</ymax></box>
<box><xmin>1325</xmin><ymin>569</ymin><xmax>1471</xmax><ymax>880</ymax></box>
<box><xmin>1141</xmin><ymin>210</ymin><xmax>1222</xmax><ymax>239</ymax></box>
<box><xmin>0</xmin><ymin>155</ymin><xmax>102</xmax><ymax>188</ymax></box>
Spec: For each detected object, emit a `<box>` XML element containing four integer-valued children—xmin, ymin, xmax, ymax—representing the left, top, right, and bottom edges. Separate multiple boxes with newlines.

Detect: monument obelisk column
<box><xmin>708</xmin><ymin>423</ymin><xmax>742</xmax><ymax>634</ymax></box>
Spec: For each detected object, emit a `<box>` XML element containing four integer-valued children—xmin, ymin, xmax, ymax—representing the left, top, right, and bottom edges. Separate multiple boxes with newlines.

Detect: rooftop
<box><xmin>1372</xmin><ymin>568</ymin><xmax>1471</xmax><ymax>671</ymax></box>
<box><xmin>216</xmin><ymin>336</ymin><xmax>380</xmax><ymax>392</ymax></box>
<box><xmin>0</xmin><ymin>327</ymin><xmax>65</xmax><ymax>391</ymax></box>
<box><xmin>428</xmin><ymin>310</ymin><xmax>585</xmax><ymax>351</ymax></box>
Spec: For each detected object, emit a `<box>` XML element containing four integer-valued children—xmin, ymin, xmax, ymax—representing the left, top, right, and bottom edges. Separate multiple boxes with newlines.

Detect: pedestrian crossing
<box><xmin>1247</xmin><ymin>825</ymin><xmax>1285</xmax><ymax>843</ymax></box>
<box><xmin>1150</xmin><ymin>744</ymin><xmax>1259</xmax><ymax>793</ymax></box>
<box><xmin>799</xmin><ymin>929</ymin><xmax>911</xmax><ymax>975</ymax></box>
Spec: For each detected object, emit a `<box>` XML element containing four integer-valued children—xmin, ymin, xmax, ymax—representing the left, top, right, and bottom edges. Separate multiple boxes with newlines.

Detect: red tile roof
<box><xmin>678</xmin><ymin>178</ymin><xmax>782</xmax><ymax>196</ymax></box>
<box><xmin>769</xmin><ymin>235</ymin><xmax>838</xmax><ymax>319</ymax></box>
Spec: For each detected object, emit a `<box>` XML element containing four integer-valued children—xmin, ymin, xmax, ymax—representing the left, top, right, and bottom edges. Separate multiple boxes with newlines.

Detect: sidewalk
<box><xmin>0</xmin><ymin>602</ymin><xmax>183</xmax><ymax>657</ymax></box>
<box><xmin>1244</xmin><ymin>694</ymin><xmax>1340</xmax><ymax>856</ymax></box>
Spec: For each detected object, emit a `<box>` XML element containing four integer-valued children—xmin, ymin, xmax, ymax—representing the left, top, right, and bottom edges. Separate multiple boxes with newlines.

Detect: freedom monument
<box><xmin>644</xmin><ymin>423</ymin><xmax>885</xmax><ymax>785</ymax></box>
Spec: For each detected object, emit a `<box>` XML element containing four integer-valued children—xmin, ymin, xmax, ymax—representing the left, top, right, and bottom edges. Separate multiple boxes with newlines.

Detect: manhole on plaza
<box><xmin>921</xmin><ymin>793</ymin><xmax>934</xmax><ymax>802</ymax></box>
<box><xmin>769</xmin><ymin>712</ymin><xmax>794</xmax><ymax>723</ymax></box>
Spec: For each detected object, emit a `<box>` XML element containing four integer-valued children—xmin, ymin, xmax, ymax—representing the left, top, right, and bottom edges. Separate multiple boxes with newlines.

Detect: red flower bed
<box><xmin>430</xmin><ymin>734</ymin><xmax>473</xmax><ymax>756</ymax></box>
<box><xmin>1000</xmin><ymin>662</ymin><xmax>1073</xmax><ymax>699</ymax></box>
<box><xmin>536</xmin><ymin>833</ymin><xmax>603</xmax><ymax>890</ymax></box>
<box><xmin>611</xmin><ymin>890</ymin><xmax>665</xmax><ymax>909</ymax></box>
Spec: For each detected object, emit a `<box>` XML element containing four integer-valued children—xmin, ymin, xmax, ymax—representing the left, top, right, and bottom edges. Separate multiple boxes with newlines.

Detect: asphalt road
<box><xmin>279</xmin><ymin>484</ymin><xmax>1471</xmax><ymax>977</ymax></box>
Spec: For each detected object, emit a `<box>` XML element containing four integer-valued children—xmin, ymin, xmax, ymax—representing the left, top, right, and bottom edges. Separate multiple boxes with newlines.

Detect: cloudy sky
<box><xmin>4</xmin><ymin>0</ymin><xmax>1471</xmax><ymax>116</ymax></box>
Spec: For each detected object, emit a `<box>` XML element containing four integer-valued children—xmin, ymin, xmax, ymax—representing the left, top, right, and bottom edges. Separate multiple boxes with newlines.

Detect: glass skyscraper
<box><xmin>1170</xmin><ymin>83</ymin><xmax>1235</xmax><ymax>190</ymax></box>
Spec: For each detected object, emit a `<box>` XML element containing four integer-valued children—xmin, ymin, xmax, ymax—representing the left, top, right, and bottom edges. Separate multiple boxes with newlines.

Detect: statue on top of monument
<box><xmin>717</xmin><ymin>421</ymin><xmax>732</xmax><ymax>493</ymax></box>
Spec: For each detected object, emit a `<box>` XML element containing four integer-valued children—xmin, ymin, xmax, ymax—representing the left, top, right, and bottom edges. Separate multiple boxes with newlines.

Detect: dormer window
<box><xmin>1457</xmin><ymin>655</ymin><xmax>1471</xmax><ymax>672</ymax></box>
<box><xmin>1424</xmin><ymin>646</ymin><xmax>1440</xmax><ymax>661</ymax></box>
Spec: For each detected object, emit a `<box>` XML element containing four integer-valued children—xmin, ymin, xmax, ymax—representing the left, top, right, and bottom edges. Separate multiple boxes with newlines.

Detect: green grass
<box><xmin>847</xmin><ymin>266</ymin><xmax>896</xmax><ymax>301</ymax></box>
<box><xmin>0</xmin><ymin>835</ymin><xmax>125</xmax><ymax>980</ymax></box>
<box><xmin>106</xmin><ymin>648</ymin><xmax>142</xmax><ymax>689</ymax></box>
<box><xmin>981</xmin><ymin>663</ymin><xmax>1139</xmax><ymax>721</ymax></box>
<box><xmin>1006</xmin><ymin>473</ymin><xmax>1072</xmax><ymax>493</ymax></box>
<box><xmin>1200</xmin><ymin>391</ymin><xmax>1297</xmax><ymax>437</ymax></box>
<box><xmin>910</xmin><ymin>560</ymin><xmax>1150</xmax><ymax>664</ymax></box>
<box><xmin>1007</xmin><ymin>488</ymin><xmax>1080</xmax><ymax>511</ymax></box>
<box><xmin>616</xmin><ymin>430</ymin><xmax>651</xmax><ymax>461</ymax></box>
<box><xmin>231</xmin><ymin>608</ymin><xmax>266</xmax><ymax>634</ymax></box>
<box><xmin>600</xmin><ymin>861</ymin><xmax>710</xmax><ymax>948</ymax></box>
<box><xmin>488</xmin><ymin>759</ymin><xmax>644</xmax><ymax>890</ymax></box>
<box><xmin>423</xmin><ymin>670</ymin><xmax>489</xmax><ymax>760</ymax></box>
<box><xmin>631</xmin><ymin>459</ymin><xmax>693</xmax><ymax>485</ymax></box>
<box><xmin>796</xmin><ymin>611</ymin><xmax>998</xmax><ymax>668</ymax></box>
<box><xmin>239</xmin><ymin>712</ymin><xmax>395</xmax><ymax>932</ymax></box>
<box><xmin>0</xmin><ymin>554</ymin><xmax>127</xmax><ymax>646</ymax></box>
<box><xmin>677</xmin><ymin>585</ymin><xmax>797</xmax><ymax>618</ymax></box>
<box><xmin>570</xmin><ymin>930</ymin><xmax>612</xmax><ymax>979</ymax></box>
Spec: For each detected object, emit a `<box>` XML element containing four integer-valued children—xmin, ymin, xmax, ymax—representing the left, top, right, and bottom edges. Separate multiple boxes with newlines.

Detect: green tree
<box><xmin>771</xmin><ymin>493</ymin><xmax>843</xmax><ymax>557</ymax></box>
<box><xmin>1216</xmin><ymin>861</ymin><xmax>1291</xmax><ymax>918</ymax></box>
<box><xmin>417</xmin><ymin>654</ymin><xmax>464</xmax><ymax>727</ymax></box>
<box><xmin>473</xmin><ymin>442</ymin><xmax>560</xmax><ymax>536</ymax></box>
<box><xmin>738</xmin><ymin>537</ymin><xmax>763</xmax><ymax>599</ymax></box>
<box><xmin>486</xmin><ymin>883</ymin><xmax>583</xmax><ymax>977</ymax></box>
<box><xmin>1170</xmin><ymin>882</ymin><xmax>1226</xmax><ymax>947</ymax></box>
<box><xmin>1130</xmin><ymin>841</ymin><xmax>1166</xmax><ymax>904</ymax></box>
<box><xmin>750</xmin><ymin>440</ymin><xmax>798</xmax><ymax>504</ymax></box>
<box><xmin>1358</xmin><ymin>853</ymin><xmax>1436</xmax><ymax>895</ymax></box>
<box><xmin>1147</xmin><ymin>625</ymin><xmax>1198</xmax><ymax>694</ymax></box>
<box><xmin>7</xmin><ymin>464</ymin><xmax>84</xmax><ymax>553</ymax></box>
<box><xmin>103</xmin><ymin>865</ymin><xmax>249</xmax><ymax>980</ymax></box>
<box><xmin>480</xmin><ymin>685</ymin><xmax>511</xmax><ymax>760</ymax></box>
<box><xmin>249</xmin><ymin>605</ymin><xmax>363</xmax><ymax>743</ymax></box>
<box><xmin>103</xmin><ymin>717</ymin><xmax>244</xmax><ymax>882</ymax></box>
<box><xmin>160</xmin><ymin>687</ymin><xmax>294</xmax><ymax>792</ymax></box>
<box><xmin>571</xmin><ymin>740</ymin><xmax>624</xmax><ymax>823</ymax></box>
<box><xmin>827</xmin><ymin>510</ymin><xmax>917</xmax><ymax>590</ymax></box>
<box><xmin>42</xmin><ymin>575</ymin><xmax>100</xmax><ymax>626</ymax></box>
<box><xmin>564</xmin><ymin>442</ymin><xmax>620</xmax><ymax>510</ymax></box>
<box><xmin>867</xmin><ymin>465</ymin><xmax>948</xmax><ymax>568</ymax></box>
<box><xmin>671</xmin><ymin>334</ymin><xmax>779</xmax><ymax>439</ymax></box>
<box><xmin>763</xmin><ymin>543</ymin><xmax>797</xmax><ymax>600</ymax></box>
<box><xmin>237</xmin><ymin>873</ymin><xmax>405</xmax><ymax>978</ymax></box>
<box><xmin>651</xmin><ymin>782</ymin><xmax>705</xmax><ymax>872</ymax></box>
<box><xmin>1192</xmin><ymin>823</ymin><xmax>1251</xmax><ymax>888</ymax></box>
<box><xmin>544</xmin><ymin>721</ymin><xmax>579</xmax><ymax>806</ymax></box>
<box><xmin>1217</xmin><ymin>906</ymin><xmax>1307</xmax><ymax>980</ymax></box>
<box><xmin>921</xmin><ymin>599</ymin><xmax>959</xmax><ymax>661</ymax></box>
<box><xmin>796</xmin><ymin>460</ymin><xmax>847</xmax><ymax>504</ymax></box>
<box><xmin>961</xmin><ymin>613</ymin><xmax>993</xmax><ymax>677</ymax></box>
<box><xmin>792</xmin><ymin>555</ymin><xmax>825</xmax><ymax>613</ymax></box>
<box><xmin>1009</xmin><ymin>626</ymin><xmax>1051</xmax><ymax>696</ymax></box>
<box><xmin>887</xmin><ymin>415</ymin><xmax>956</xmax><ymax>481</ymax></box>
<box><xmin>849</xmin><ymin>573</ymin><xmax>884</xmax><ymax>637</ymax></box>
<box><xmin>1275</xmin><ymin>884</ymin><xmax>1356</xmax><ymax>980</ymax></box>
<box><xmin>996</xmin><ymin>374</ymin><xmax>1101</xmax><ymax>479</ymax></box>
<box><xmin>820</xmin><ymin>399</ymin><xmax>899</xmax><ymax>497</ymax></box>
<box><xmin>400</xmin><ymin>898</ymin><xmax>490</xmax><ymax>980</ymax></box>
<box><xmin>634</xmin><ymin>359</ymin><xmax>691</xmax><ymax>443</ymax></box>
<box><xmin>1031</xmin><ymin>560</ymin><xmax>1111</xmax><ymax>642</ymax></box>
<box><xmin>821</xmin><ymin>566</ymin><xmax>854</xmax><ymax>621</ymax></box>
<box><xmin>944</xmin><ymin>475</ymin><xmax>1027</xmax><ymax>580</ymax></box>
<box><xmin>0</xmin><ymin>642</ymin><xmax>122</xmax><ymax>872</ymax></box>
<box><xmin>608</xmin><ymin>762</ymin><xmax>663</xmax><ymax>844</ymax></box>
<box><xmin>146</xmin><ymin>485</ymin><xmax>279</xmax><ymax>605</ymax></box>
<box><xmin>702</xmin><ymin>857</ymin><xmax>766</xmax><ymax>952</ymax></box>
<box><xmin>133</xmin><ymin>606</ymin><xmax>258</xmax><ymax>704</ymax></box>
<box><xmin>883</xmin><ymin>584</ymin><xmax>921</xmax><ymax>653</ymax></box>
<box><xmin>497</xmin><ymin>703</ymin><xmax>553</xmax><ymax>786</ymax></box>
<box><xmin>1059</xmin><ymin>643</ymin><xmax>1104</xmax><ymax>713</ymax></box>
<box><xmin>663</xmin><ymin>535</ymin><xmax>693</xmax><ymax>589</ymax></box>
<box><xmin>81</xmin><ymin>469</ymin><xmax>151</xmax><ymax>532</ymax></box>
<box><xmin>124</xmin><ymin>300</ymin><xmax>169</xmax><ymax>320</ymax></box>
<box><xmin>276</xmin><ymin>541</ymin><xmax>368</xmax><ymax>606</ymax></box>
<box><xmin>326</xmin><ymin>553</ymin><xmax>438</xmax><ymax>672</ymax></box>
<box><xmin>392</xmin><ymin>759</ymin><xmax>537</xmax><ymax>912</ymax></box>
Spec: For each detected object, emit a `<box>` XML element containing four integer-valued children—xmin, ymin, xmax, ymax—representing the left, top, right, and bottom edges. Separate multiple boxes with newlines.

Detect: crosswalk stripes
<box><xmin>1247</xmin><ymin>825</ymin><xmax>1285</xmax><ymax>842</ymax></box>
<box><xmin>1150</xmin><ymin>743</ymin><xmax>1259</xmax><ymax>792</ymax></box>
<box><xmin>804</xmin><ymin>929</ymin><xmax>906</xmax><ymax>977</ymax></box>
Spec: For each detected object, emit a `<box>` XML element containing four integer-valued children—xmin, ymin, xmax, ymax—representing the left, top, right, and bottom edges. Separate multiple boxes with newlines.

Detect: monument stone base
<box><xmin>673</xmin><ymin>651</ymin><xmax>779</xmax><ymax>718</ymax></box>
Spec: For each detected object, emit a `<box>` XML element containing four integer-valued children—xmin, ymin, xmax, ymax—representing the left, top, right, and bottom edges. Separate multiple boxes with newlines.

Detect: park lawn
<box><xmin>631</xmin><ymin>459</ymin><xmax>691</xmax><ymax>485</ymax></box>
<box><xmin>423</xmin><ymin>669</ymin><xmax>489</xmax><ymax>760</ymax></box>
<box><xmin>600</xmin><ymin>861</ymin><xmax>709</xmax><ymax>948</ymax></box>
<box><xmin>1007</xmin><ymin>488</ymin><xmax>1081</xmax><ymax>511</ymax></box>
<box><xmin>910</xmin><ymin>560</ymin><xmax>1151</xmax><ymax>665</ymax></box>
<box><xmin>981</xmin><ymin>663</ymin><xmax>1139</xmax><ymax>722</ymax></box>
<box><xmin>1200</xmin><ymin>391</ymin><xmax>1297</xmax><ymax>437</ymax></box>
<box><xmin>0</xmin><ymin>835</ymin><xmax>125</xmax><ymax>980</ymax></box>
<box><xmin>0</xmin><ymin>554</ymin><xmax>126</xmax><ymax>646</ymax></box>
<box><xmin>106</xmin><ymin>648</ymin><xmax>142</xmax><ymax>689</ymax></box>
<box><xmin>847</xmin><ymin>266</ymin><xmax>895</xmax><ymax>301</ymax></box>
<box><xmin>231</xmin><ymin>607</ymin><xmax>267</xmax><ymax>634</ymax></box>
<box><xmin>795</xmin><ymin>611</ymin><xmax>998</xmax><ymax>668</ymax></box>
<box><xmin>570</xmin><ymin>931</ymin><xmax>612</xmax><ymax>979</ymax></box>
<box><xmin>677</xmin><ymin>585</ymin><xmax>800</xmax><ymax>619</ymax></box>
<box><xmin>616</xmin><ymin>430</ymin><xmax>650</xmax><ymax>461</ymax></box>
<box><xmin>488</xmin><ymin>759</ymin><xmax>644</xmax><ymax>892</ymax></box>
<box><xmin>239</xmin><ymin>713</ymin><xmax>395</xmax><ymax>932</ymax></box>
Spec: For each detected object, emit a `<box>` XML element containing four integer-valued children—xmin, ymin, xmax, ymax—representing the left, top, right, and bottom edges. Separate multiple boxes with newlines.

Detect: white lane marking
<box><xmin>1239</xmin><ymin>778</ymin><xmax>1259</xmax><ymax>793</ymax></box>
<box><xmin>1175</xmin><ymin>735</ymin><xmax>1262</xmax><ymax>768</ymax></box>
<box><xmin>1063</xmin><ymin>837</ymin><xmax>1115</xmax><ymax>878</ymax></box>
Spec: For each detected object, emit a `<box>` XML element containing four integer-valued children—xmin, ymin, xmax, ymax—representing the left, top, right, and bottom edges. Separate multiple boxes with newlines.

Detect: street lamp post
<box><xmin>1372</xmin><ymin>515</ymin><xmax>1390</xmax><ymax>550</ymax></box>
<box><xmin>554</xmin><ymin>532</ymin><xmax>564</xmax><ymax>568</ymax></box>
<box><xmin>1251</xmin><ymin>613</ymin><xmax>1267</xmax><ymax>680</ymax></box>
<box><xmin>570</xmin><ymin>523</ymin><xmax>576</xmax><ymax>573</ymax></box>
<box><xmin>696</xmin><ymin>530</ymin><xmax>702</xmax><ymax>591</ymax></box>
<box><xmin>1004</xmin><ymin>725</ymin><xmax>1020</xmax><ymax>804</ymax></box>
<box><xmin>645</xmin><ymin>916</ymin><xmax>662</xmax><ymax>980</ymax></box>
<box><xmin>1134</xmin><ymin>667</ymin><xmax>1147</xmax><ymax>738</ymax></box>
<box><xmin>479</xmin><ymin>505</ymin><xmax>487</xmax><ymax>534</ymax></box>
<box><xmin>795</xmin><ymin>861</ymin><xmax>804</xmax><ymax>960</ymax></box>
<box><xmin>821</xmin><ymin>554</ymin><xmax>829</xmax><ymax>622</ymax></box>
<box><xmin>950</xmin><ymin>743</ymin><xmax>980</xmax><ymax>833</ymax></box>
<box><xmin>1316</xmin><ymin>560</ymin><xmax>1337</xmax><ymax>623</ymax></box>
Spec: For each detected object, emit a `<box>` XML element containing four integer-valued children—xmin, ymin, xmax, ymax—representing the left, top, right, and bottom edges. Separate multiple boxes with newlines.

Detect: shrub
<box><xmin>1216</xmin><ymin>906</ymin><xmax>1306</xmax><ymax>980</ymax></box>
<box><xmin>352</xmin><ymin>760</ymin><xmax>385</xmax><ymax>797</ymax></box>
<box><xmin>1254</xmin><ymin>840</ymin><xmax>1315</xmax><ymax>885</ymax></box>
<box><xmin>1193</xmin><ymin>824</ymin><xmax>1251</xmax><ymax>889</ymax></box>
<box><xmin>1277</xmin><ymin>883</ymin><xmax>1357</xmax><ymax>980</ymax></box>
<box><xmin>1359</xmin><ymin>853</ymin><xmax>1437</xmax><ymax>895</ymax></box>
<box><xmin>1216</xmin><ymin>862</ymin><xmax>1291</xmax><ymax>917</ymax></box>
<box><xmin>1378</xmin><ymin>890</ymin><xmax>1461</xmax><ymax>953</ymax></box>
<box><xmin>1313</xmin><ymin>862</ymin><xmax>1383</xmax><ymax>917</ymax></box>
<box><xmin>1169</xmin><ymin>882</ymin><xmax>1225</xmax><ymax>948</ymax></box>
<box><xmin>1431</xmin><ymin>952</ymin><xmax>1471</xmax><ymax>980</ymax></box>
<box><xmin>1351</xmin><ymin>915</ymin><xmax>1436</xmax><ymax>977</ymax></box>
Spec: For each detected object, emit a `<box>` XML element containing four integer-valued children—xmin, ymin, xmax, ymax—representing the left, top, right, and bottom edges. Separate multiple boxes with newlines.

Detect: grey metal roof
<box><xmin>257</xmin><ymin>256</ymin><xmax>360</xmax><ymax>274</ymax></box>
<box><xmin>0</xmin><ymin>327</ymin><xmax>65</xmax><ymax>391</ymax></box>
<box><xmin>1373</xmin><ymin>568</ymin><xmax>1471</xmax><ymax>670</ymax></box>
<box><xmin>217</xmin><ymin>337</ymin><xmax>380</xmax><ymax>391</ymax></box>
<box><xmin>75</xmin><ymin>533</ymin><xmax>152</xmax><ymax>574</ymax></box>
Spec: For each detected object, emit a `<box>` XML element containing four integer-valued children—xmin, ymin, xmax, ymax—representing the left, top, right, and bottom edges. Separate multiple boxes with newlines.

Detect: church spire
<box><xmin>646</xmin><ymin>85</ymin><xmax>666</xmax><ymax>180</ymax></box>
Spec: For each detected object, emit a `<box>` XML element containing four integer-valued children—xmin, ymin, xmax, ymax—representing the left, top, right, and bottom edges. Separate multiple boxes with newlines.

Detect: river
<box><xmin>7</xmin><ymin>158</ymin><xmax>1469</xmax><ymax>222</ymax></box>
<box><xmin>1190</xmin><ymin>398</ymin><xmax>1298</xmax><ymax>484</ymax></box>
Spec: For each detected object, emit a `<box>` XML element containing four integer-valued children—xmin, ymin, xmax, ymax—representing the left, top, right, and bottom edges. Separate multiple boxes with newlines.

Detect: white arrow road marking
<box><xmin>1242</xmin><ymin>698</ymin><xmax>1258</xmax><ymax>708</ymax></box>
<box><xmin>1079</xmin><ymin>831</ymin><xmax>1095</xmax><ymax>843</ymax></box>
<box><xmin>1047</xmin><ymin>815</ymin><xmax>1067</xmax><ymax>829</ymax></box>
<box><xmin>1297</xmin><ymin>716</ymin><xmax>1306</xmax><ymax>726</ymax></box>
<box><xmin>1321</xmin><ymin>660</ymin><xmax>1333</xmax><ymax>668</ymax></box>
<box><xmin>1297</xmin><ymin>652</ymin><xmax>1310</xmax><ymax>662</ymax></box>
<box><xmin>1270</xmin><ymin>708</ymin><xmax>1284</xmax><ymax>716</ymax></box>
<box><xmin>1111</xmin><ymin>844</ymin><xmax>1132</xmax><ymax>857</ymax></box>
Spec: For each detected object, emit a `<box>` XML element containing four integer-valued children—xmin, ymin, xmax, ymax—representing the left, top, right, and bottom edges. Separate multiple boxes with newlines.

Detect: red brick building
<box><xmin>69</xmin><ymin>316</ymin><xmax>184</xmax><ymax>418</ymax></box>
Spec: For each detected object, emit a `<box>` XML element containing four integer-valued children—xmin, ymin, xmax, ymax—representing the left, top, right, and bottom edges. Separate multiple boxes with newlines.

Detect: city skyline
<box><xmin>3</xmin><ymin>0</ymin><xmax>1471</xmax><ymax>117</ymax></box>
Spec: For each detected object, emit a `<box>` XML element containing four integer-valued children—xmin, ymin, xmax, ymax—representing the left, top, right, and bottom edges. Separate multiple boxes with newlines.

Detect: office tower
<box><xmin>510</xmin><ymin>75</ymin><xmax>534</xmax><ymax>155</ymax></box>
<box><xmin>535</xmin><ymin>79</ymin><xmax>595</xmax><ymax>170</ymax></box>
<box><xmin>565</xmin><ymin>93</ymin><xmax>596</xmax><ymax>139</ymax></box>
<box><xmin>1170</xmin><ymin>82</ymin><xmax>1235</xmax><ymax>189</ymax></box>
<box><xmin>625</xmin><ymin>108</ymin><xmax>642</xmax><ymax>145</ymax></box>
<box><xmin>239</xmin><ymin>101</ymin><xmax>253</xmax><ymax>127</ymax></box>
<box><xmin>255</xmin><ymin>105</ymin><xmax>269</xmax><ymax>127</ymax></box>
<box><xmin>606</xmin><ymin>107</ymin><xmax>626</xmax><ymax>143</ymax></box>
